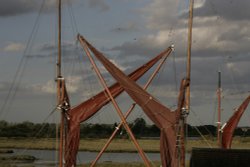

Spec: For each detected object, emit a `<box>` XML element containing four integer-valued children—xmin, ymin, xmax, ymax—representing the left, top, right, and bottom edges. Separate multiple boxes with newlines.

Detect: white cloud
<box><xmin>65</xmin><ymin>76</ymin><xmax>82</xmax><ymax>93</ymax></box>
<box><xmin>3</xmin><ymin>43</ymin><xmax>25</xmax><ymax>52</ymax></box>
<box><xmin>226</xmin><ymin>61</ymin><xmax>250</xmax><ymax>78</ymax></box>
<box><xmin>226</xmin><ymin>62</ymin><xmax>238</xmax><ymax>73</ymax></box>
<box><xmin>149</xmin><ymin>84</ymin><xmax>178</xmax><ymax>99</ymax></box>
<box><xmin>94</xmin><ymin>58</ymin><xmax>128</xmax><ymax>76</ymax></box>
<box><xmin>31</xmin><ymin>80</ymin><xmax>56</xmax><ymax>94</ymax></box>
<box><xmin>31</xmin><ymin>76</ymin><xmax>82</xmax><ymax>94</ymax></box>
<box><xmin>140</xmin><ymin>0</ymin><xmax>250</xmax><ymax>55</ymax></box>
<box><xmin>110</xmin><ymin>59</ymin><xmax>127</xmax><ymax>71</ymax></box>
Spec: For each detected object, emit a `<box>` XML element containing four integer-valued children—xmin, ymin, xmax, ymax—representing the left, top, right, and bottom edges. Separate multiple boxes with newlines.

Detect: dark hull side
<box><xmin>190</xmin><ymin>147</ymin><xmax>250</xmax><ymax>167</ymax></box>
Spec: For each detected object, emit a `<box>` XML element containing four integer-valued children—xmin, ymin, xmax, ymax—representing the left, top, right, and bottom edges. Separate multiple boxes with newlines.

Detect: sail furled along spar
<box><xmin>59</xmin><ymin>79</ymin><xmax>71</xmax><ymax>111</ymax></box>
<box><xmin>64</xmin><ymin>40</ymin><xmax>173</xmax><ymax>167</ymax></box>
<box><xmin>78</xmin><ymin>34</ymin><xmax>189</xmax><ymax>167</ymax></box>
<box><xmin>221</xmin><ymin>95</ymin><xmax>250</xmax><ymax>149</ymax></box>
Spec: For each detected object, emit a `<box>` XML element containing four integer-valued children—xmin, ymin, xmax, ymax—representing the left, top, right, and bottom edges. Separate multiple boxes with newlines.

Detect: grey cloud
<box><xmin>0</xmin><ymin>81</ymin><xmax>33</xmax><ymax>102</ymax></box>
<box><xmin>141</xmin><ymin>0</ymin><xmax>181</xmax><ymax>30</ymax></box>
<box><xmin>108</xmin><ymin>33</ymin><xmax>250</xmax><ymax>92</ymax></box>
<box><xmin>87</xmin><ymin>0</ymin><xmax>110</xmax><ymax>12</ymax></box>
<box><xmin>217</xmin><ymin>24</ymin><xmax>250</xmax><ymax>48</ymax></box>
<box><xmin>109</xmin><ymin>36</ymin><xmax>169</xmax><ymax>58</ymax></box>
<box><xmin>0</xmin><ymin>0</ymin><xmax>109</xmax><ymax>17</ymax></box>
<box><xmin>0</xmin><ymin>0</ymin><xmax>79</xmax><ymax>17</ymax></box>
<box><xmin>110</xmin><ymin>42</ymin><xmax>155</xmax><ymax>57</ymax></box>
<box><xmin>195</xmin><ymin>0</ymin><xmax>250</xmax><ymax>21</ymax></box>
<box><xmin>0</xmin><ymin>0</ymin><xmax>56</xmax><ymax>17</ymax></box>
<box><xmin>39</xmin><ymin>42</ymin><xmax>77</xmax><ymax>53</ymax></box>
<box><xmin>139</xmin><ymin>0</ymin><xmax>250</xmax><ymax>58</ymax></box>
<box><xmin>0</xmin><ymin>0</ymin><xmax>39</xmax><ymax>17</ymax></box>
<box><xmin>111</xmin><ymin>22</ymin><xmax>140</xmax><ymax>33</ymax></box>
<box><xmin>26</xmin><ymin>42</ymin><xmax>81</xmax><ymax>59</ymax></box>
<box><xmin>0</xmin><ymin>82</ymin><xmax>11</xmax><ymax>92</ymax></box>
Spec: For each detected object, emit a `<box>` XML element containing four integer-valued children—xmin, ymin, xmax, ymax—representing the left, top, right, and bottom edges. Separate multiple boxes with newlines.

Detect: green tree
<box><xmin>131</xmin><ymin>118</ymin><xmax>146</xmax><ymax>138</ymax></box>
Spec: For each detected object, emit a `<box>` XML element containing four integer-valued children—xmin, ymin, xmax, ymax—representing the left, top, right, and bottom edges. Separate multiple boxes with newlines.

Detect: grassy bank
<box><xmin>2</xmin><ymin>137</ymin><xmax>250</xmax><ymax>167</ymax></box>
<box><xmin>1</xmin><ymin>137</ymin><xmax>250</xmax><ymax>153</ymax></box>
<box><xmin>81</xmin><ymin>161</ymin><xmax>162</xmax><ymax>167</ymax></box>
<box><xmin>0</xmin><ymin>138</ymin><xmax>159</xmax><ymax>152</ymax></box>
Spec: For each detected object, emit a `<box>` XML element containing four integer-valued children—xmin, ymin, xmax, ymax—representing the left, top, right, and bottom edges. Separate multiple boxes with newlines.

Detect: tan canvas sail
<box><xmin>78</xmin><ymin>35</ymin><xmax>189</xmax><ymax>167</ymax></box>
<box><xmin>221</xmin><ymin>95</ymin><xmax>250</xmax><ymax>149</ymax></box>
<box><xmin>64</xmin><ymin>42</ymin><xmax>173</xmax><ymax>167</ymax></box>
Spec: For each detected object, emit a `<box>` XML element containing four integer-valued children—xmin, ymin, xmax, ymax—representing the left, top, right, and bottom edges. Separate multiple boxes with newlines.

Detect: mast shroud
<box><xmin>217</xmin><ymin>71</ymin><xmax>222</xmax><ymax>147</ymax></box>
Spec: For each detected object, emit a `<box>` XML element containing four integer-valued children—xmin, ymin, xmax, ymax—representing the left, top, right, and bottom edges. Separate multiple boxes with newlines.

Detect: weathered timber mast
<box><xmin>217</xmin><ymin>71</ymin><xmax>222</xmax><ymax>147</ymax></box>
<box><xmin>57</xmin><ymin>0</ymin><xmax>64</xmax><ymax>166</ymax></box>
<box><xmin>180</xmin><ymin>0</ymin><xmax>194</xmax><ymax>166</ymax></box>
<box><xmin>186</xmin><ymin>0</ymin><xmax>193</xmax><ymax>107</ymax></box>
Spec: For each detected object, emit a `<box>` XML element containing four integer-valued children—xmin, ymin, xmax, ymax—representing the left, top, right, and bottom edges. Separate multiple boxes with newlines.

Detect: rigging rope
<box><xmin>9</xmin><ymin>106</ymin><xmax>58</xmax><ymax>165</ymax></box>
<box><xmin>66</xmin><ymin>0</ymin><xmax>79</xmax><ymax>36</ymax></box>
<box><xmin>177</xmin><ymin>0</ymin><xmax>190</xmax><ymax>16</ymax></box>
<box><xmin>192</xmin><ymin>126</ymin><xmax>213</xmax><ymax>148</ymax></box>
<box><xmin>172</xmin><ymin>50</ymin><xmax>178</xmax><ymax>93</ymax></box>
<box><xmin>207</xmin><ymin>0</ymin><xmax>246</xmax><ymax>95</ymax></box>
<box><xmin>190</xmin><ymin>108</ymin><xmax>215</xmax><ymax>137</ymax></box>
<box><xmin>212</xmin><ymin>91</ymin><xmax>217</xmax><ymax>125</ymax></box>
<box><xmin>200</xmin><ymin>0</ymin><xmax>250</xmax><ymax>130</ymax></box>
<box><xmin>189</xmin><ymin>109</ymin><xmax>214</xmax><ymax>148</ymax></box>
<box><xmin>0</xmin><ymin>0</ymin><xmax>46</xmax><ymax>118</ymax></box>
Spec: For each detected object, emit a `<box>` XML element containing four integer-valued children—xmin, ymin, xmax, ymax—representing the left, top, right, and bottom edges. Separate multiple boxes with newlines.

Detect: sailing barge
<box><xmin>54</xmin><ymin>0</ymin><xmax>193</xmax><ymax>166</ymax></box>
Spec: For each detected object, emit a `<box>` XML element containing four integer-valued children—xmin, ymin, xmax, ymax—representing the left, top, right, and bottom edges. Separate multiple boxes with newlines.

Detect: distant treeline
<box><xmin>0</xmin><ymin>119</ymin><xmax>249</xmax><ymax>138</ymax></box>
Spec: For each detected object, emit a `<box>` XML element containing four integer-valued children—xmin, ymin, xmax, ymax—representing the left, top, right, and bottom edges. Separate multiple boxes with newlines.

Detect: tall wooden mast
<box><xmin>180</xmin><ymin>0</ymin><xmax>194</xmax><ymax>167</ymax></box>
<box><xmin>217</xmin><ymin>71</ymin><xmax>222</xmax><ymax>147</ymax></box>
<box><xmin>57</xmin><ymin>0</ymin><xmax>64</xmax><ymax>167</ymax></box>
<box><xmin>186</xmin><ymin>0</ymin><xmax>193</xmax><ymax>108</ymax></box>
<box><xmin>57</xmin><ymin>0</ymin><xmax>62</xmax><ymax>78</ymax></box>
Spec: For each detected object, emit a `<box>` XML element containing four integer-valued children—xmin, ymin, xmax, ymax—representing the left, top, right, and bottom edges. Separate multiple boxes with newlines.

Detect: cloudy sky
<box><xmin>0</xmin><ymin>0</ymin><xmax>249</xmax><ymax>126</ymax></box>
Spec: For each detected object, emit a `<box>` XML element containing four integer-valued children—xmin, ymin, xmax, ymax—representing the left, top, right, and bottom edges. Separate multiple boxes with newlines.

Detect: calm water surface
<box><xmin>11</xmin><ymin>149</ymin><xmax>163</xmax><ymax>166</ymax></box>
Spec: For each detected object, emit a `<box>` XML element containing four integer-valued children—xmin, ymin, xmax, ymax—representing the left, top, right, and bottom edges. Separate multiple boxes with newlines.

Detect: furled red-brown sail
<box><xmin>221</xmin><ymin>95</ymin><xmax>250</xmax><ymax>149</ymax></box>
<box><xmin>78</xmin><ymin>35</ymin><xmax>189</xmax><ymax>167</ymax></box>
<box><xmin>64</xmin><ymin>41</ymin><xmax>173</xmax><ymax>167</ymax></box>
<box><xmin>61</xmin><ymin>80</ymin><xmax>71</xmax><ymax>110</ymax></box>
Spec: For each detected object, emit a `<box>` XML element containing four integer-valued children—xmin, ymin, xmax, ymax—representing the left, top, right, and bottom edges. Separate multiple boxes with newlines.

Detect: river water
<box><xmin>10</xmin><ymin>149</ymin><xmax>162</xmax><ymax>166</ymax></box>
<box><xmin>8</xmin><ymin>149</ymin><xmax>191</xmax><ymax>166</ymax></box>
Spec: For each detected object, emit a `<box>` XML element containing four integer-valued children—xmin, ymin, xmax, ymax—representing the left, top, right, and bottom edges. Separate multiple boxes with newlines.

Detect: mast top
<box><xmin>57</xmin><ymin>0</ymin><xmax>62</xmax><ymax>78</ymax></box>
